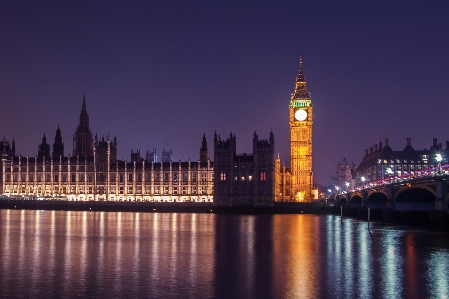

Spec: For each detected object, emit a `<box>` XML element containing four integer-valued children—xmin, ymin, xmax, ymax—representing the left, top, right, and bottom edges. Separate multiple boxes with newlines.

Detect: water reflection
<box><xmin>428</xmin><ymin>249</ymin><xmax>449</xmax><ymax>298</ymax></box>
<box><xmin>0</xmin><ymin>211</ymin><xmax>448</xmax><ymax>298</ymax></box>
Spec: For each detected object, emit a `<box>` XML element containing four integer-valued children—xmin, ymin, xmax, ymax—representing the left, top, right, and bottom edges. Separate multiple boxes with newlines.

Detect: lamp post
<box><xmin>345</xmin><ymin>182</ymin><xmax>349</xmax><ymax>193</ymax></box>
<box><xmin>436</xmin><ymin>154</ymin><xmax>442</xmax><ymax>174</ymax></box>
<box><xmin>361</xmin><ymin>176</ymin><xmax>365</xmax><ymax>189</ymax></box>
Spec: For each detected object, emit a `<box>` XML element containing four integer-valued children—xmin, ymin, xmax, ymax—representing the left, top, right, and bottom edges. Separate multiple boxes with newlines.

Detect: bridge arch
<box><xmin>367</xmin><ymin>192</ymin><xmax>387</xmax><ymax>209</ymax></box>
<box><xmin>337</xmin><ymin>195</ymin><xmax>346</xmax><ymax>206</ymax></box>
<box><xmin>349</xmin><ymin>195</ymin><xmax>362</xmax><ymax>208</ymax></box>
<box><xmin>394</xmin><ymin>187</ymin><xmax>436</xmax><ymax>211</ymax></box>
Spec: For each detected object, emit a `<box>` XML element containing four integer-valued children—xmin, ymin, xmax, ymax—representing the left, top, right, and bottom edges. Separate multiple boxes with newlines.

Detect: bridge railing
<box><xmin>334</xmin><ymin>163</ymin><xmax>448</xmax><ymax>195</ymax></box>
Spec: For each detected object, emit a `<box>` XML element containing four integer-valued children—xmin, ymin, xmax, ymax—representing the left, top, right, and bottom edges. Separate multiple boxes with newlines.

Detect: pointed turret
<box><xmin>11</xmin><ymin>138</ymin><xmax>15</xmax><ymax>156</ymax></box>
<box><xmin>79</xmin><ymin>93</ymin><xmax>90</xmax><ymax>130</ymax></box>
<box><xmin>200</xmin><ymin>133</ymin><xmax>209</xmax><ymax>162</ymax></box>
<box><xmin>52</xmin><ymin>125</ymin><xmax>64</xmax><ymax>157</ymax></box>
<box><xmin>82</xmin><ymin>93</ymin><xmax>86</xmax><ymax>110</ymax></box>
<box><xmin>269</xmin><ymin>130</ymin><xmax>275</xmax><ymax>151</ymax></box>
<box><xmin>292</xmin><ymin>56</ymin><xmax>310</xmax><ymax>100</ymax></box>
<box><xmin>73</xmin><ymin>94</ymin><xmax>93</xmax><ymax>157</ymax></box>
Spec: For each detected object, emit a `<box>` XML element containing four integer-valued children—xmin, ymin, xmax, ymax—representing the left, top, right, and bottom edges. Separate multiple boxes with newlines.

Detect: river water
<box><xmin>0</xmin><ymin>210</ymin><xmax>448</xmax><ymax>299</ymax></box>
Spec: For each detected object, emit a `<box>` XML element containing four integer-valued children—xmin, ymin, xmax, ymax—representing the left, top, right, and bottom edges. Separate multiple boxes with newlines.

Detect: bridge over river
<box><xmin>335</xmin><ymin>173</ymin><xmax>449</xmax><ymax>213</ymax></box>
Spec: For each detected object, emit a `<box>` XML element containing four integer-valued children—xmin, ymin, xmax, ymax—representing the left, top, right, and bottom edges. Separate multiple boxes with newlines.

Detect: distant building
<box><xmin>161</xmin><ymin>148</ymin><xmax>173</xmax><ymax>163</ymax></box>
<box><xmin>213</xmin><ymin>131</ymin><xmax>275</xmax><ymax>205</ymax></box>
<box><xmin>356</xmin><ymin>138</ymin><xmax>449</xmax><ymax>186</ymax></box>
<box><xmin>145</xmin><ymin>148</ymin><xmax>157</xmax><ymax>162</ymax></box>
<box><xmin>332</xmin><ymin>158</ymin><xmax>357</xmax><ymax>192</ymax></box>
<box><xmin>1</xmin><ymin>95</ymin><xmax>213</xmax><ymax>202</ymax></box>
<box><xmin>0</xmin><ymin>137</ymin><xmax>15</xmax><ymax>192</ymax></box>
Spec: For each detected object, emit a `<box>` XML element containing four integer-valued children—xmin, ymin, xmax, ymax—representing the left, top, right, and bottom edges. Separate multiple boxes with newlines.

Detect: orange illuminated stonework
<box><xmin>276</xmin><ymin>58</ymin><xmax>314</xmax><ymax>202</ymax></box>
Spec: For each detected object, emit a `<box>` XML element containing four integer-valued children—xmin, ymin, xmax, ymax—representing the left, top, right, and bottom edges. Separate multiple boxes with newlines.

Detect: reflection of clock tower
<box><xmin>289</xmin><ymin>57</ymin><xmax>313</xmax><ymax>201</ymax></box>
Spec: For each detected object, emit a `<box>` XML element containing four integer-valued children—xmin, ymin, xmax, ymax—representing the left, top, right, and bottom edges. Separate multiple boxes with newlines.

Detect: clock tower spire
<box><xmin>289</xmin><ymin>57</ymin><xmax>313</xmax><ymax>201</ymax></box>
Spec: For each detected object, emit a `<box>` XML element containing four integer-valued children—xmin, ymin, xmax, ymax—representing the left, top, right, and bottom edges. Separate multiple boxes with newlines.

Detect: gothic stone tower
<box><xmin>52</xmin><ymin>125</ymin><xmax>64</xmax><ymax>158</ymax></box>
<box><xmin>200</xmin><ymin>133</ymin><xmax>209</xmax><ymax>163</ymax></box>
<box><xmin>73</xmin><ymin>94</ymin><xmax>94</xmax><ymax>157</ymax></box>
<box><xmin>289</xmin><ymin>57</ymin><xmax>313</xmax><ymax>201</ymax></box>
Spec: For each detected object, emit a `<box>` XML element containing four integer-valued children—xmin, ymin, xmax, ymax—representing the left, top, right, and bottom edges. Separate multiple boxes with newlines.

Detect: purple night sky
<box><xmin>1</xmin><ymin>1</ymin><xmax>448</xmax><ymax>186</ymax></box>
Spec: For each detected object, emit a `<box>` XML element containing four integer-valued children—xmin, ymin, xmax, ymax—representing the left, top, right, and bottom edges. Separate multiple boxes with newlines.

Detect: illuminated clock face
<box><xmin>294</xmin><ymin>109</ymin><xmax>307</xmax><ymax>121</ymax></box>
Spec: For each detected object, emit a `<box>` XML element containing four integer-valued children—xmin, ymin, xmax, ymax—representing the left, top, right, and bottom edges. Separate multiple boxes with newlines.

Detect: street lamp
<box><xmin>361</xmin><ymin>176</ymin><xmax>365</xmax><ymax>189</ymax></box>
<box><xmin>386</xmin><ymin>167</ymin><xmax>394</xmax><ymax>183</ymax></box>
<box><xmin>335</xmin><ymin>186</ymin><xmax>339</xmax><ymax>194</ymax></box>
<box><xmin>345</xmin><ymin>182</ymin><xmax>349</xmax><ymax>192</ymax></box>
<box><xmin>436</xmin><ymin>153</ymin><xmax>443</xmax><ymax>174</ymax></box>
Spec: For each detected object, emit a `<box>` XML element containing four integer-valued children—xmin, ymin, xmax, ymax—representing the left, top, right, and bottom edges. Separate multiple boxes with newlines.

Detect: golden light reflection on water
<box><xmin>272</xmin><ymin>214</ymin><xmax>320</xmax><ymax>298</ymax></box>
<box><xmin>80</xmin><ymin>211</ymin><xmax>87</xmax><ymax>289</ymax></box>
<box><xmin>64</xmin><ymin>211</ymin><xmax>72</xmax><ymax>293</ymax></box>
<box><xmin>0</xmin><ymin>211</ymin><xmax>448</xmax><ymax>298</ymax></box>
<box><xmin>32</xmin><ymin>211</ymin><xmax>41</xmax><ymax>291</ymax></box>
<box><xmin>18</xmin><ymin>210</ymin><xmax>25</xmax><ymax>280</ymax></box>
<box><xmin>97</xmin><ymin>211</ymin><xmax>105</xmax><ymax>288</ymax></box>
<box><xmin>133</xmin><ymin>212</ymin><xmax>140</xmax><ymax>287</ymax></box>
<box><xmin>405</xmin><ymin>233</ymin><xmax>418</xmax><ymax>298</ymax></box>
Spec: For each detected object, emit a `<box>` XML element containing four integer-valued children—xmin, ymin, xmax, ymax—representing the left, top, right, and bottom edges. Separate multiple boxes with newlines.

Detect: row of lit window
<box><xmin>4</xmin><ymin>185</ymin><xmax>211</xmax><ymax>195</ymax></box>
<box><xmin>4</xmin><ymin>172</ymin><xmax>212</xmax><ymax>183</ymax></box>
<box><xmin>377</xmin><ymin>159</ymin><xmax>432</xmax><ymax>164</ymax></box>
<box><xmin>219</xmin><ymin>171</ymin><xmax>266</xmax><ymax>181</ymax></box>
<box><xmin>5</xmin><ymin>164</ymin><xmax>211</xmax><ymax>172</ymax></box>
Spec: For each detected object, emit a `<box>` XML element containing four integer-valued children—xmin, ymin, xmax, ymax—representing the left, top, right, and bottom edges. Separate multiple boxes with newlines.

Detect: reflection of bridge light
<box><xmin>427</xmin><ymin>251</ymin><xmax>449</xmax><ymax>298</ymax></box>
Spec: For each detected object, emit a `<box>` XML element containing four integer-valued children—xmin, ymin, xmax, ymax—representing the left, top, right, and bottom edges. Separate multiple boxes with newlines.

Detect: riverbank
<box><xmin>0</xmin><ymin>199</ymin><xmax>334</xmax><ymax>215</ymax></box>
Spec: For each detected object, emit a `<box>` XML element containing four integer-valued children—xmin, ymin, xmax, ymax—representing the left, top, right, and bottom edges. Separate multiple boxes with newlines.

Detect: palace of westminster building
<box><xmin>1</xmin><ymin>60</ymin><xmax>316</xmax><ymax>203</ymax></box>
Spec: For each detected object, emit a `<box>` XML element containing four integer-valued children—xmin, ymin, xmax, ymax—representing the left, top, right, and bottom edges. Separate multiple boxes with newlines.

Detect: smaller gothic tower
<box><xmin>38</xmin><ymin>134</ymin><xmax>50</xmax><ymax>159</ymax></box>
<box><xmin>0</xmin><ymin>137</ymin><xmax>15</xmax><ymax>159</ymax></box>
<box><xmin>52</xmin><ymin>125</ymin><xmax>64</xmax><ymax>157</ymax></box>
<box><xmin>94</xmin><ymin>133</ymin><xmax>117</xmax><ymax>167</ymax></box>
<box><xmin>200</xmin><ymin>133</ymin><xmax>209</xmax><ymax>162</ymax></box>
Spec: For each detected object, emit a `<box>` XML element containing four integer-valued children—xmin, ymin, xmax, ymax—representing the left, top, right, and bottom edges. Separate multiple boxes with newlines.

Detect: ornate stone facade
<box><xmin>277</xmin><ymin>57</ymin><xmax>316</xmax><ymax>201</ymax></box>
<box><xmin>213</xmin><ymin>131</ymin><xmax>275</xmax><ymax>205</ymax></box>
<box><xmin>1</xmin><ymin>95</ymin><xmax>213</xmax><ymax>202</ymax></box>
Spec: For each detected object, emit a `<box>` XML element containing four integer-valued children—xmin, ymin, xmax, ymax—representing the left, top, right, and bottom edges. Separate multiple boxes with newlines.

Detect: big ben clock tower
<box><xmin>289</xmin><ymin>57</ymin><xmax>313</xmax><ymax>201</ymax></box>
